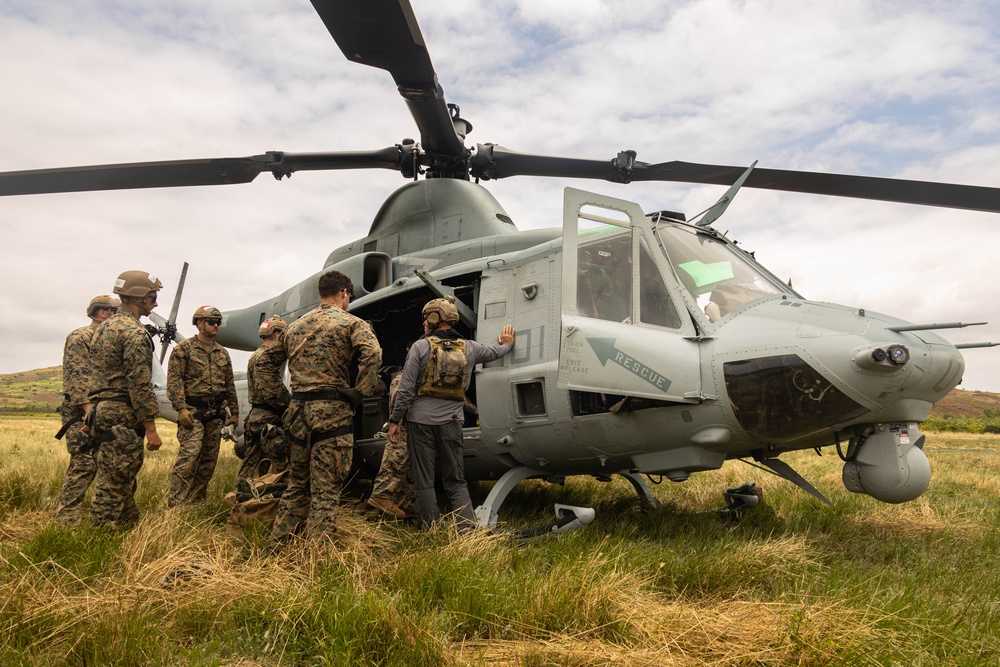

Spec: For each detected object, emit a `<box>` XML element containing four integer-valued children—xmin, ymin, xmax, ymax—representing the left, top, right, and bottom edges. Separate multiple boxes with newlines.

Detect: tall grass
<box><xmin>2</xmin><ymin>418</ymin><xmax>999</xmax><ymax>665</ymax></box>
<box><xmin>924</xmin><ymin>409</ymin><xmax>1000</xmax><ymax>433</ymax></box>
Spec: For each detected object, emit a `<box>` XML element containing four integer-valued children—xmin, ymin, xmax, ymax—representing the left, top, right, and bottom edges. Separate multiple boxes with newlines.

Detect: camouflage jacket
<box><xmin>167</xmin><ymin>336</ymin><xmax>239</xmax><ymax>413</ymax></box>
<box><xmin>247</xmin><ymin>344</ymin><xmax>290</xmax><ymax>410</ymax></box>
<box><xmin>61</xmin><ymin>322</ymin><xmax>98</xmax><ymax>407</ymax></box>
<box><xmin>256</xmin><ymin>302</ymin><xmax>382</xmax><ymax>402</ymax></box>
<box><xmin>87</xmin><ymin>309</ymin><xmax>158</xmax><ymax>422</ymax></box>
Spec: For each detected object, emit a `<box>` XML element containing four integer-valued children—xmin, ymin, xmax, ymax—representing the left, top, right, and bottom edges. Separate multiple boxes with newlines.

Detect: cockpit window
<box><xmin>656</xmin><ymin>225</ymin><xmax>787</xmax><ymax>322</ymax></box>
<box><xmin>639</xmin><ymin>242</ymin><xmax>681</xmax><ymax>329</ymax></box>
<box><xmin>577</xmin><ymin>230</ymin><xmax>631</xmax><ymax>322</ymax></box>
<box><xmin>576</xmin><ymin>228</ymin><xmax>683</xmax><ymax>329</ymax></box>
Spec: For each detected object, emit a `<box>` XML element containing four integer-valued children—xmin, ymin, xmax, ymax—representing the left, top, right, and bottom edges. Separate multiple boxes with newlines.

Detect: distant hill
<box><xmin>0</xmin><ymin>366</ymin><xmax>62</xmax><ymax>414</ymax></box>
<box><xmin>927</xmin><ymin>388</ymin><xmax>1000</xmax><ymax>418</ymax></box>
<box><xmin>0</xmin><ymin>367</ymin><xmax>997</xmax><ymax>418</ymax></box>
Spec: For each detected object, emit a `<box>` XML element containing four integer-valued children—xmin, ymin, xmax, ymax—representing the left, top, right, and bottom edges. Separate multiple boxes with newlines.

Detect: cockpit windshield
<box><xmin>655</xmin><ymin>224</ymin><xmax>788</xmax><ymax>322</ymax></box>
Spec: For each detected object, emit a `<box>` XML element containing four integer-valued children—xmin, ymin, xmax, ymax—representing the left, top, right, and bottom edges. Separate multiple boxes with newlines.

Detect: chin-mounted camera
<box><xmin>854</xmin><ymin>344</ymin><xmax>909</xmax><ymax>371</ymax></box>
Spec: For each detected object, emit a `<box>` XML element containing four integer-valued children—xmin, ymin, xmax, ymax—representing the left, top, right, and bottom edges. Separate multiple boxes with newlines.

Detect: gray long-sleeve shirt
<box><xmin>390</xmin><ymin>330</ymin><xmax>512</xmax><ymax>426</ymax></box>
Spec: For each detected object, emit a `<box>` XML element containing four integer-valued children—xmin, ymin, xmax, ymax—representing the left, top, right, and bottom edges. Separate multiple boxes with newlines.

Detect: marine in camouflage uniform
<box><xmin>368</xmin><ymin>371</ymin><xmax>416</xmax><ymax>518</ymax></box>
<box><xmin>256</xmin><ymin>270</ymin><xmax>381</xmax><ymax>540</ymax></box>
<box><xmin>55</xmin><ymin>295</ymin><xmax>119</xmax><ymax>521</ymax></box>
<box><xmin>167</xmin><ymin>305</ymin><xmax>239</xmax><ymax>507</ymax></box>
<box><xmin>237</xmin><ymin>315</ymin><xmax>291</xmax><ymax>481</ymax></box>
<box><xmin>87</xmin><ymin>271</ymin><xmax>164</xmax><ymax>528</ymax></box>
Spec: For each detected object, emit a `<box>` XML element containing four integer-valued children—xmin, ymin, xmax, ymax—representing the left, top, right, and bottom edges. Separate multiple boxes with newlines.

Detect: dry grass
<box><xmin>454</xmin><ymin>595</ymin><xmax>899</xmax><ymax>667</ymax></box>
<box><xmin>922</xmin><ymin>431</ymin><xmax>1000</xmax><ymax>450</ymax></box>
<box><xmin>2</xmin><ymin>417</ymin><xmax>999</xmax><ymax>664</ymax></box>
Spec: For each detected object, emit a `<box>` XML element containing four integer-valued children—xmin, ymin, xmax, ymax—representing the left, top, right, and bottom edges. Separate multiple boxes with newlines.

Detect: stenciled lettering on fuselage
<box><xmin>586</xmin><ymin>337</ymin><xmax>672</xmax><ymax>392</ymax></box>
<box><xmin>512</xmin><ymin>325</ymin><xmax>545</xmax><ymax>364</ymax></box>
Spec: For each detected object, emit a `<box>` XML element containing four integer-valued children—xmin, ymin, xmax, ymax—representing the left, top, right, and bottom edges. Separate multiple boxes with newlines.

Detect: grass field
<box><xmin>1</xmin><ymin>416</ymin><xmax>999</xmax><ymax>666</ymax></box>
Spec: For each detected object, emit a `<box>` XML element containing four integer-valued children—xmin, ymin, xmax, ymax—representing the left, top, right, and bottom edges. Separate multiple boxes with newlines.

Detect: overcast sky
<box><xmin>1</xmin><ymin>0</ymin><xmax>999</xmax><ymax>393</ymax></box>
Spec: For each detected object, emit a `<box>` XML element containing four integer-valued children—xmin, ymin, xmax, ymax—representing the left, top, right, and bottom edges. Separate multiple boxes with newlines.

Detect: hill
<box><xmin>0</xmin><ymin>367</ymin><xmax>997</xmax><ymax>419</ymax></box>
<box><xmin>0</xmin><ymin>367</ymin><xmax>62</xmax><ymax>414</ymax></box>
<box><xmin>0</xmin><ymin>366</ymin><xmax>1000</xmax><ymax>419</ymax></box>
<box><xmin>927</xmin><ymin>388</ymin><xmax>1000</xmax><ymax>417</ymax></box>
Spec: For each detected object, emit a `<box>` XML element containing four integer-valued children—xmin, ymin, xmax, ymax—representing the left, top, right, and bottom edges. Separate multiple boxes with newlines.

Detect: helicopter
<box><xmin>2</xmin><ymin>1</ymin><xmax>1000</xmax><ymax>530</ymax></box>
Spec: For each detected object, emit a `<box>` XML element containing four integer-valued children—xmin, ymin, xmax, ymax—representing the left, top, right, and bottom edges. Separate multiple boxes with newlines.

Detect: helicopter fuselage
<box><xmin>202</xmin><ymin>179</ymin><xmax>962</xmax><ymax>506</ymax></box>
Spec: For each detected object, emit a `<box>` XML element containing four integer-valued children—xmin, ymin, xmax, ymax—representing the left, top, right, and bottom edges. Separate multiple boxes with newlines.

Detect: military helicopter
<box><xmin>3</xmin><ymin>1</ymin><xmax>1000</xmax><ymax>531</ymax></box>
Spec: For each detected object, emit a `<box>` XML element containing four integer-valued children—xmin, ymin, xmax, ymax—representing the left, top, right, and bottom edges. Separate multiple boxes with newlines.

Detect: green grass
<box><xmin>2</xmin><ymin>419</ymin><xmax>1000</xmax><ymax>665</ymax></box>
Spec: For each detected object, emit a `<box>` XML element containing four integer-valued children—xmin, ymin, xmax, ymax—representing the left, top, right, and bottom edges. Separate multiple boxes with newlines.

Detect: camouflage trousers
<box><xmin>237</xmin><ymin>407</ymin><xmax>289</xmax><ymax>481</ymax></box>
<box><xmin>272</xmin><ymin>399</ymin><xmax>353</xmax><ymax>541</ymax></box>
<box><xmin>55</xmin><ymin>401</ymin><xmax>96</xmax><ymax>522</ymax></box>
<box><xmin>168</xmin><ymin>418</ymin><xmax>222</xmax><ymax>507</ymax></box>
<box><xmin>370</xmin><ymin>426</ymin><xmax>416</xmax><ymax>516</ymax></box>
<box><xmin>89</xmin><ymin>402</ymin><xmax>145</xmax><ymax>528</ymax></box>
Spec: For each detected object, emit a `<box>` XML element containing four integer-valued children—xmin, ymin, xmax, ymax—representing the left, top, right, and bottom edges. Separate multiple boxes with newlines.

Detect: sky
<box><xmin>1</xmin><ymin>0</ymin><xmax>999</xmax><ymax>392</ymax></box>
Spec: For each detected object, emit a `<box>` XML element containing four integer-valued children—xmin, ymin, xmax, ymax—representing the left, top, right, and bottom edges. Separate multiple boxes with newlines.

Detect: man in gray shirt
<box><xmin>387</xmin><ymin>296</ymin><xmax>515</xmax><ymax>530</ymax></box>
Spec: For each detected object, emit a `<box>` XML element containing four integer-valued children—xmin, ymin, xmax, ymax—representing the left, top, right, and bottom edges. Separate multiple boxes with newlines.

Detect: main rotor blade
<box><xmin>473</xmin><ymin>146</ymin><xmax>1000</xmax><ymax>214</ymax></box>
<box><xmin>0</xmin><ymin>148</ymin><xmax>403</xmax><ymax>196</ymax></box>
<box><xmin>635</xmin><ymin>161</ymin><xmax>1000</xmax><ymax>214</ymax></box>
<box><xmin>0</xmin><ymin>158</ymin><xmax>266</xmax><ymax>196</ymax></box>
<box><xmin>310</xmin><ymin>0</ymin><xmax>466</xmax><ymax>157</ymax></box>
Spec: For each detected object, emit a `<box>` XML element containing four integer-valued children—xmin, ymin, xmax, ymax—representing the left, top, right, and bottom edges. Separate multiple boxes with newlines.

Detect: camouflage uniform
<box><xmin>256</xmin><ymin>303</ymin><xmax>381</xmax><ymax>540</ymax></box>
<box><xmin>237</xmin><ymin>345</ymin><xmax>290</xmax><ymax>481</ymax></box>
<box><xmin>370</xmin><ymin>373</ymin><xmax>416</xmax><ymax>516</ymax></box>
<box><xmin>87</xmin><ymin>310</ymin><xmax>158</xmax><ymax>527</ymax></box>
<box><xmin>55</xmin><ymin>322</ymin><xmax>99</xmax><ymax>521</ymax></box>
<box><xmin>166</xmin><ymin>336</ymin><xmax>239</xmax><ymax>506</ymax></box>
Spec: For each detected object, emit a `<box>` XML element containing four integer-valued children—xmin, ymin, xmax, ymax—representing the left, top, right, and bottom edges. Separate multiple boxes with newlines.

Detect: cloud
<box><xmin>1</xmin><ymin>0</ymin><xmax>998</xmax><ymax>394</ymax></box>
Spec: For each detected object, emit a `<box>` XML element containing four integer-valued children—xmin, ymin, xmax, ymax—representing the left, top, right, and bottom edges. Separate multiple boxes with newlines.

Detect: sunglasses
<box><xmin>205</xmin><ymin>319</ymin><xmax>222</xmax><ymax>326</ymax></box>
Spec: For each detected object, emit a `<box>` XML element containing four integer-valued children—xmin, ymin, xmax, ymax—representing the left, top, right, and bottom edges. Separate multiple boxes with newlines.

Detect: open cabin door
<box><xmin>557</xmin><ymin>188</ymin><xmax>702</xmax><ymax>403</ymax></box>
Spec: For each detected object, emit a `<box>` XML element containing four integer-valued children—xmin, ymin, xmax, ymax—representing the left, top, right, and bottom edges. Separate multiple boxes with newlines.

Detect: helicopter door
<box><xmin>557</xmin><ymin>188</ymin><xmax>702</xmax><ymax>403</ymax></box>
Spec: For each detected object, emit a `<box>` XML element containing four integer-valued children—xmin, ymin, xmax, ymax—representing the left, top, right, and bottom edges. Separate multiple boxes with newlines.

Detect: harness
<box><xmin>55</xmin><ymin>415</ymin><xmax>83</xmax><ymax>440</ymax></box>
<box><xmin>285</xmin><ymin>424</ymin><xmax>353</xmax><ymax>448</ymax></box>
<box><xmin>81</xmin><ymin>396</ymin><xmax>142</xmax><ymax>452</ymax></box>
<box><xmin>244</xmin><ymin>403</ymin><xmax>284</xmax><ymax>452</ymax></box>
<box><xmin>285</xmin><ymin>389</ymin><xmax>358</xmax><ymax>450</ymax></box>
<box><xmin>185</xmin><ymin>394</ymin><xmax>228</xmax><ymax>421</ymax></box>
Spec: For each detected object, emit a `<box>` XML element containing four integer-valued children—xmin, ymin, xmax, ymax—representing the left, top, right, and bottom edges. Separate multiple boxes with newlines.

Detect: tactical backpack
<box><xmin>223</xmin><ymin>459</ymin><xmax>289</xmax><ymax>532</ymax></box>
<box><xmin>417</xmin><ymin>337</ymin><xmax>467</xmax><ymax>401</ymax></box>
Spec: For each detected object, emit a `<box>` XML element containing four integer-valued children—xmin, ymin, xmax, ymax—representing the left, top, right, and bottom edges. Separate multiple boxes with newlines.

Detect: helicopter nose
<box><xmin>856</xmin><ymin>326</ymin><xmax>964</xmax><ymax>413</ymax></box>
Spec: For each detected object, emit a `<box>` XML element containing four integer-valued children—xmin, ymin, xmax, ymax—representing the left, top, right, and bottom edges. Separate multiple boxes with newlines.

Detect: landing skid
<box><xmin>472</xmin><ymin>465</ymin><xmax>662</xmax><ymax>537</ymax></box>
<box><xmin>618</xmin><ymin>471</ymin><xmax>663</xmax><ymax>511</ymax></box>
<box><xmin>510</xmin><ymin>504</ymin><xmax>596</xmax><ymax>544</ymax></box>
<box><xmin>474</xmin><ymin>465</ymin><xmax>549</xmax><ymax>529</ymax></box>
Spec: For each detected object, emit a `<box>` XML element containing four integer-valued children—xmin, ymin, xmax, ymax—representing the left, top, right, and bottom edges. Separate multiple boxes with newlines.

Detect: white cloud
<box><xmin>1</xmin><ymin>0</ymin><xmax>999</xmax><ymax>394</ymax></box>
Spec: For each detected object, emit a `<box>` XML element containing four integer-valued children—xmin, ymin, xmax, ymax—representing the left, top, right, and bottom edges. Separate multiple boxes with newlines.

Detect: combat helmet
<box><xmin>422</xmin><ymin>295</ymin><xmax>460</xmax><ymax>327</ymax></box>
<box><xmin>258</xmin><ymin>315</ymin><xmax>287</xmax><ymax>338</ymax></box>
<box><xmin>192</xmin><ymin>305</ymin><xmax>224</xmax><ymax>326</ymax></box>
<box><xmin>113</xmin><ymin>270</ymin><xmax>163</xmax><ymax>298</ymax></box>
<box><xmin>86</xmin><ymin>294</ymin><xmax>121</xmax><ymax>318</ymax></box>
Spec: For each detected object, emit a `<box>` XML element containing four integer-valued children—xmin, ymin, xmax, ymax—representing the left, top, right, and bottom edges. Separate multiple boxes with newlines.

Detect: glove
<box><xmin>340</xmin><ymin>388</ymin><xmax>364</xmax><ymax>410</ymax></box>
<box><xmin>225</xmin><ymin>413</ymin><xmax>239</xmax><ymax>427</ymax></box>
<box><xmin>221</xmin><ymin>424</ymin><xmax>236</xmax><ymax>442</ymax></box>
<box><xmin>177</xmin><ymin>408</ymin><xmax>195</xmax><ymax>430</ymax></box>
